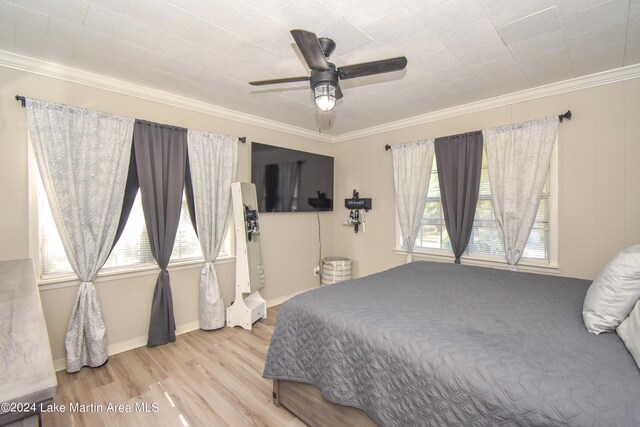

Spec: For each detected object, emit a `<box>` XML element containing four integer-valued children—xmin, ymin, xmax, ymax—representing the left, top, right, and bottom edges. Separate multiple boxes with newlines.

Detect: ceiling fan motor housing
<box><xmin>318</xmin><ymin>37</ymin><xmax>336</xmax><ymax>58</ymax></box>
<box><xmin>311</xmin><ymin>63</ymin><xmax>338</xmax><ymax>89</ymax></box>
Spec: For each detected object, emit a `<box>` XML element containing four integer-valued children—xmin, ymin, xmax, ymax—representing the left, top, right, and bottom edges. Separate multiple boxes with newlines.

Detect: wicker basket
<box><xmin>321</xmin><ymin>257</ymin><xmax>352</xmax><ymax>285</ymax></box>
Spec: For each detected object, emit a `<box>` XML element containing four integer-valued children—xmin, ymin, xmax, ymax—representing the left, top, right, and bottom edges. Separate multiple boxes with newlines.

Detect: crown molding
<box><xmin>332</xmin><ymin>63</ymin><xmax>640</xmax><ymax>143</ymax></box>
<box><xmin>0</xmin><ymin>49</ymin><xmax>334</xmax><ymax>143</ymax></box>
<box><xmin>2</xmin><ymin>49</ymin><xmax>639</xmax><ymax>145</ymax></box>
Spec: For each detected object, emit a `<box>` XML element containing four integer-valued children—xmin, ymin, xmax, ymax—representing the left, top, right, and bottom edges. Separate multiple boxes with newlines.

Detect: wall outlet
<box><xmin>313</xmin><ymin>266</ymin><xmax>320</xmax><ymax>276</ymax></box>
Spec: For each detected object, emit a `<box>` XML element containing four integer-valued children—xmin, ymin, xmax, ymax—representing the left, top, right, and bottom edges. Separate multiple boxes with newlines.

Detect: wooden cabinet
<box><xmin>0</xmin><ymin>259</ymin><xmax>57</xmax><ymax>426</ymax></box>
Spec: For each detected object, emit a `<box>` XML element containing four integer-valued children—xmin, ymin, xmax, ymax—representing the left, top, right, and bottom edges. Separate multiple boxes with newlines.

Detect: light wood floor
<box><xmin>42</xmin><ymin>306</ymin><xmax>305</xmax><ymax>427</ymax></box>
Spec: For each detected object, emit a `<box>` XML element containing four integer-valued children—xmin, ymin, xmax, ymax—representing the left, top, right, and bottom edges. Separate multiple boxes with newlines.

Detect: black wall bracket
<box><xmin>344</xmin><ymin>190</ymin><xmax>371</xmax><ymax>233</ymax></box>
<box><xmin>344</xmin><ymin>190</ymin><xmax>372</xmax><ymax>211</ymax></box>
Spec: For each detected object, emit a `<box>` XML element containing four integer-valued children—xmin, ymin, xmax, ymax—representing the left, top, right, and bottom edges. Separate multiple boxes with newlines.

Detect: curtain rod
<box><xmin>384</xmin><ymin>110</ymin><xmax>572</xmax><ymax>151</ymax></box>
<box><xmin>15</xmin><ymin>95</ymin><xmax>246</xmax><ymax>143</ymax></box>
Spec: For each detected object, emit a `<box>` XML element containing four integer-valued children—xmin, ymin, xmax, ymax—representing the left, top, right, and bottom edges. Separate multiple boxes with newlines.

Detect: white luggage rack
<box><xmin>227</xmin><ymin>182</ymin><xmax>267</xmax><ymax>330</ymax></box>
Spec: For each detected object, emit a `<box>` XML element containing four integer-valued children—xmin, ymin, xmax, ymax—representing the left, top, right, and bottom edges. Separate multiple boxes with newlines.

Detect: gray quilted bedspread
<box><xmin>263</xmin><ymin>261</ymin><xmax>640</xmax><ymax>426</ymax></box>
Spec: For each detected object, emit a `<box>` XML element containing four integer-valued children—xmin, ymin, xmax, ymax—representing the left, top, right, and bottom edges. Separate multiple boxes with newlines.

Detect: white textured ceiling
<box><xmin>0</xmin><ymin>0</ymin><xmax>638</xmax><ymax>135</ymax></box>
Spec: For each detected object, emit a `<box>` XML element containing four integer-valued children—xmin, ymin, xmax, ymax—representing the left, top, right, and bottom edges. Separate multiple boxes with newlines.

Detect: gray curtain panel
<box><xmin>264</xmin><ymin>164</ymin><xmax>279</xmax><ymax>212</ymax></box>
<box><xmin>184</xmin><ymin>150</ymin><xmax>197</xmax><ymax>235</ymax></box>
<box><xmin>277</xmin><ymin>161</ymin><xmax>301</xmax><ymax>212</ymax></box>
<box><xmin>434</xmin><ymin>131</ymin><xmax>483</xmax><ymax>264</ymax></box>
<box><xmin>133</xmin><ymin>120</ymin><xmax>187</xmax><ymax>347</ymax></box>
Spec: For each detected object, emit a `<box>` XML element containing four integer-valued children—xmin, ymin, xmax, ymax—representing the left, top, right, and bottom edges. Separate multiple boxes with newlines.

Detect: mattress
<box><xmin>263</xmin><ymin>261</ymin><xmax>640</xmax><ymax>426</ymax></box>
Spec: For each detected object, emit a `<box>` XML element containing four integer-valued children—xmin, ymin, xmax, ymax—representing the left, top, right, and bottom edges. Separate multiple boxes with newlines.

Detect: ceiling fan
<box><xmin>249</xmin><ymin>29</ymin><xmax>408</xmax><ymax>112</ymax></box>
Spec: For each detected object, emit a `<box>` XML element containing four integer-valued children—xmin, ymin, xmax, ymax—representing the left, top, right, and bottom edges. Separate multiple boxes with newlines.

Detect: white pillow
<box><xmin>617</xmin><ymin>299</ymin><xmax>640</xmax><ymax>369</ymax></box>
<box><xmin>583</xmin><ymin>245</ymin><xmax>640</xmax><ymax>334</ymax></box>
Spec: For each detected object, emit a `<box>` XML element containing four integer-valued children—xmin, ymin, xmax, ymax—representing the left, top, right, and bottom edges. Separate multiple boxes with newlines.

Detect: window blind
<box><xmin>415</xmin><ymin>150</ymin><xmax>550</xmax><ymax>261</ymax></box>
<box><xmin>38</xmin><ymin>179</ymin><xmax>225</xmax><ymax>278</ymax></box>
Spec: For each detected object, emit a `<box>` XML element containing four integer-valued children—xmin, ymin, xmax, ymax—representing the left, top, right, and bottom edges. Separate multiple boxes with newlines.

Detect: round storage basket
<box><xmin>321</xmin><ymin>256</ymin><xmax>352</xmax><ymax>285</ymax></box>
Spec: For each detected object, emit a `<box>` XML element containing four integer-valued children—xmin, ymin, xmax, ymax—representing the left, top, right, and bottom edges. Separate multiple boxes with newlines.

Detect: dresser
<box><xmin>0</xmin><ymin>259</ymin><xmax>57</xmax><ymax>426</ymax></box>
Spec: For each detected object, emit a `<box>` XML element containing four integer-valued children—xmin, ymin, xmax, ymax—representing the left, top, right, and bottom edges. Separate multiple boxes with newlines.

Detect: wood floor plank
<box><xmin>41</xmin><ymin>306</ymin><xmax>301</xmax><ymax>426</ymax></box>
<box><xmin>183</xmin><ymin>354</ymin><xmax>285</xmax><ymax>426</ymax></box>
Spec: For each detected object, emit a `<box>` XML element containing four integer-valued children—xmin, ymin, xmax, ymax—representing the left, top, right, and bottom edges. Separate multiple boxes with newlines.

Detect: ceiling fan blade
<box><xmin>335</xmin><ymin>85</ymin><xmax>343</xmax><ymax>100</ymax></box>
<box><xmin>290</xmin><ymin>29</ymin><xmax>330</xmax><ymax>71</ymax></box>
<box><xmin>249</xmin><ymin>76</ymin><xmax>310</xmax><ymax>86</ymax></box>
<box><xmin>338</xmin><ymin>56</ymin><xmax>408</xmax><ymax>80</ymax></box>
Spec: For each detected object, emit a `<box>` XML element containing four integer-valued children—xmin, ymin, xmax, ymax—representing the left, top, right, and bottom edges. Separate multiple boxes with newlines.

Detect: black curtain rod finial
<box><xmin>559</xmin><ymin>110</ymin><xmax>572</xmax><ymax>122</ymax></box>
<box><xmin>239</xmin><ymin>136</ymin><xmax>246</xmax><ymax>144</ymax></box>
<box><xmin>385</xmin><ymin>144</ymin><xmax>391</xmax><ymax>151</ymax></box>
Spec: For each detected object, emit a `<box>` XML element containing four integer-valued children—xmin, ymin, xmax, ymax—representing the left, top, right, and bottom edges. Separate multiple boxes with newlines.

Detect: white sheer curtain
<box><xmin>26</xmin><ymin>98</ymin><xmax>134</xmax><ymax>372</ymax></box>
<box><xmin>483</xmin><ymin>116</ymin><xmax>559</xmax><ymax>271</ymax></box>
<box><xmin>391</xmin><ymin>140</ymin><xmax>435</xmax><ymax>263</ymax></box>
<box><xmin>277</xmin><ymin>161</ymin><xmax>301</xmax><ymax>212</ymax></box>
<box><xmin>187</xmin><ymin>130</ymin><xmax>237</xmax><ymax>330</ymax></box>
<box><xmin>253</xmin><ymin>166</ymin><xmax>266</xmax><ymax>212</ymax></box>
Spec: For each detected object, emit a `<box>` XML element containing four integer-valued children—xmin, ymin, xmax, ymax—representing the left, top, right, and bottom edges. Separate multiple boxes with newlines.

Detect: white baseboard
<box><xmin>53</xmin><ymin>358</ymin><xmax>65</xmax><ymax>371</ymax></box>
<box><xmin>52</xmin><ymin>320</ymin><xmax>201</xmax><ymax>372</ymax></box>
<box><xmin>53</xmin><ymin>289</ymin><xmax>317</xmax><ymax>371</ymax></box>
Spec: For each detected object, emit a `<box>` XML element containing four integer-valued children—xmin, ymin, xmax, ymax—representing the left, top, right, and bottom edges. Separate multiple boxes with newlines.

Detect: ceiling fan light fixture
<box><xmin>314</xmin><ymin>83</ymin><xmax>336</xmax><ymax>111</ymax></box>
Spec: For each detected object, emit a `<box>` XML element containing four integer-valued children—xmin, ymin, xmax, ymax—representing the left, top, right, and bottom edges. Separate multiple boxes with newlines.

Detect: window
<box><xmin>412</xmin><ymin>149</ymin><xmax>551</xmax><ymax>262</ymax></box>
<box><xmin>37</xmin><ymin>177</ymin><xmax>230</xmax><ymax>279</ymax></box>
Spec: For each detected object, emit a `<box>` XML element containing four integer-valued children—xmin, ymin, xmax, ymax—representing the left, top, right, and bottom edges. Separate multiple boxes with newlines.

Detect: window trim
<box><xmin>395</xmin><ymin>139</ymin><xmax>559</xmax><ymax>269</ymax></box>
<box><xmin>36</xmin><ymin>256</ymin><xmax>236</xmax><ymax>291</ymax></box>
<box><xmin>393</xmin><ymin>248</ymin><xmax>559</xmax><ymax>274</ymax></box>
<box><xmin>27</xmin><ymin>139</ymin><xmax>235</xmax><ymax>287</ymax></box>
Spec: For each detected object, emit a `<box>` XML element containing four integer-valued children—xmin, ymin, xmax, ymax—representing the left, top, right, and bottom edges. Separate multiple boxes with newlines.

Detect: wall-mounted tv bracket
<box><xmin>344</xmin><ymin>190</ymin><xmax>372</xmax><ymax>233</ymax></box>
<box><xmin>244</xmin><ymin>205</ymin><xmax>260</xmax><ymax>241</ymax></box>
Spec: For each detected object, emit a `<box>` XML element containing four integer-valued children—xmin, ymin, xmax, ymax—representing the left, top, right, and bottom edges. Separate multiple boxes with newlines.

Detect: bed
<box><xmin>263</xmin><ymin>261</ymin><xmax>640</xmax><ymax>426</ymax></box>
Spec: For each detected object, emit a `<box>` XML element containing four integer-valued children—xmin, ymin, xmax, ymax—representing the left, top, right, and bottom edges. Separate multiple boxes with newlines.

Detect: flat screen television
<box><xmin>251</xmin><ymin>142</ymin><xmax>334</xmax><ymax>212</ymax></box>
